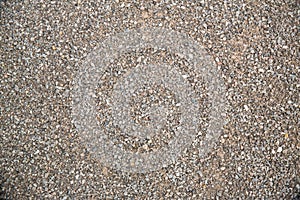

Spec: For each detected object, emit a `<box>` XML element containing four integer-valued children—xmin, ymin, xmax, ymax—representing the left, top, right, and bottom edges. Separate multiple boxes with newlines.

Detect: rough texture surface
<box><xmin>1</xmin><ymin>0</ymin><xmax>299</xmax><ymax>199</ymax></box>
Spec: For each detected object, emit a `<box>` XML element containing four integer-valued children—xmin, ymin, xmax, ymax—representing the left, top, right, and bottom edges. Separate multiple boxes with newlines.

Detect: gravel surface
<box><xmin>1</xmin><ymin>0</ymin><xmax>299</xmax><ymax>199</ymax></box>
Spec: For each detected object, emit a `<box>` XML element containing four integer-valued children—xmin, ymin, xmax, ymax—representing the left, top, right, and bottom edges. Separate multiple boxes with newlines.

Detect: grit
<box><xmin>0</xmin><ymin>0</ymin><xmax>299</xmax><ymax>199</ymax></box>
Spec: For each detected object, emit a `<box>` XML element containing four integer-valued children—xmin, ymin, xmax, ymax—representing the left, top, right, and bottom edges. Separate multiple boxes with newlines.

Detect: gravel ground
<box><xmin>1</xmin><ymin>0</ymin><xmax>299</xmax><ymax>199</ymax></box>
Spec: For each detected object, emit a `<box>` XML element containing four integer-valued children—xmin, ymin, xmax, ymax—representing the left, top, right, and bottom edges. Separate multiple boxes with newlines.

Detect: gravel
<box><xmin>1</xmin><ymin>0</ymin><xmax>299</xmax><ymax>199</ymax></box>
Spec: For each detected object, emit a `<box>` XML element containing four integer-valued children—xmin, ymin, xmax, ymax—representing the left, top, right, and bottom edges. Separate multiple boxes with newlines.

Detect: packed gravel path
<box><xmin>1</xmin><ymin>0</ymin><xmax>299</xmax><ymax>199</ymax></box>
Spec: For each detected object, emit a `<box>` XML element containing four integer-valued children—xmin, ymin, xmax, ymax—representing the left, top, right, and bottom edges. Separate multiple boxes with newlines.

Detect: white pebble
<box><xmin>244</xmin><ymin>105</ymin><xmax>249</xmax><ymax>111</ymax></box>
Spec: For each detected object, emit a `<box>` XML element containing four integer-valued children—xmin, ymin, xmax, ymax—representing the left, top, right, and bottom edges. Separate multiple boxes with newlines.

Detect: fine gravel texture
<box><xmin>1</xmin><ymin>0</ymin><xmax>299</xmax><ymax>199</ymax></box>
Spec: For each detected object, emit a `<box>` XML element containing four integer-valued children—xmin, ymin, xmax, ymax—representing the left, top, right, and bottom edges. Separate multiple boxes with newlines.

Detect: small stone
<box><xmin>102</xmin><ymin>167</ymin><xmax>108</xmax><ymax>176</ymax></box>
<box><xmin>244</xmin><ymin>105</ymin><xmax>249</xmax><ymax>111</ymax></box>
<box><xmin>142</xmin><ymin>144</ymin><xmax>149</xmax><ymax>151</ymax></box>
<box><xmin>284</xmin><ymin>133</ymin><xmax>289</xmax><ymax>139</ymax></box>
<box><xmin>137</xmin><ymin>56</ymin><xmax>142</xmax><ymax>63</ymax></box>
<box><xmin>142</xmin><ymin>11</ymin><xmax>149</xmax><ymax>19</ymax></box>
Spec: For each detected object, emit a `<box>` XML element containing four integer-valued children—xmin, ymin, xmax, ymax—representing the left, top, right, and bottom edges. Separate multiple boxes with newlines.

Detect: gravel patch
<box><xmin>1</xmin><ymin>0</ymin><xmax>299</xmax><ymax>199</ymax></box>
